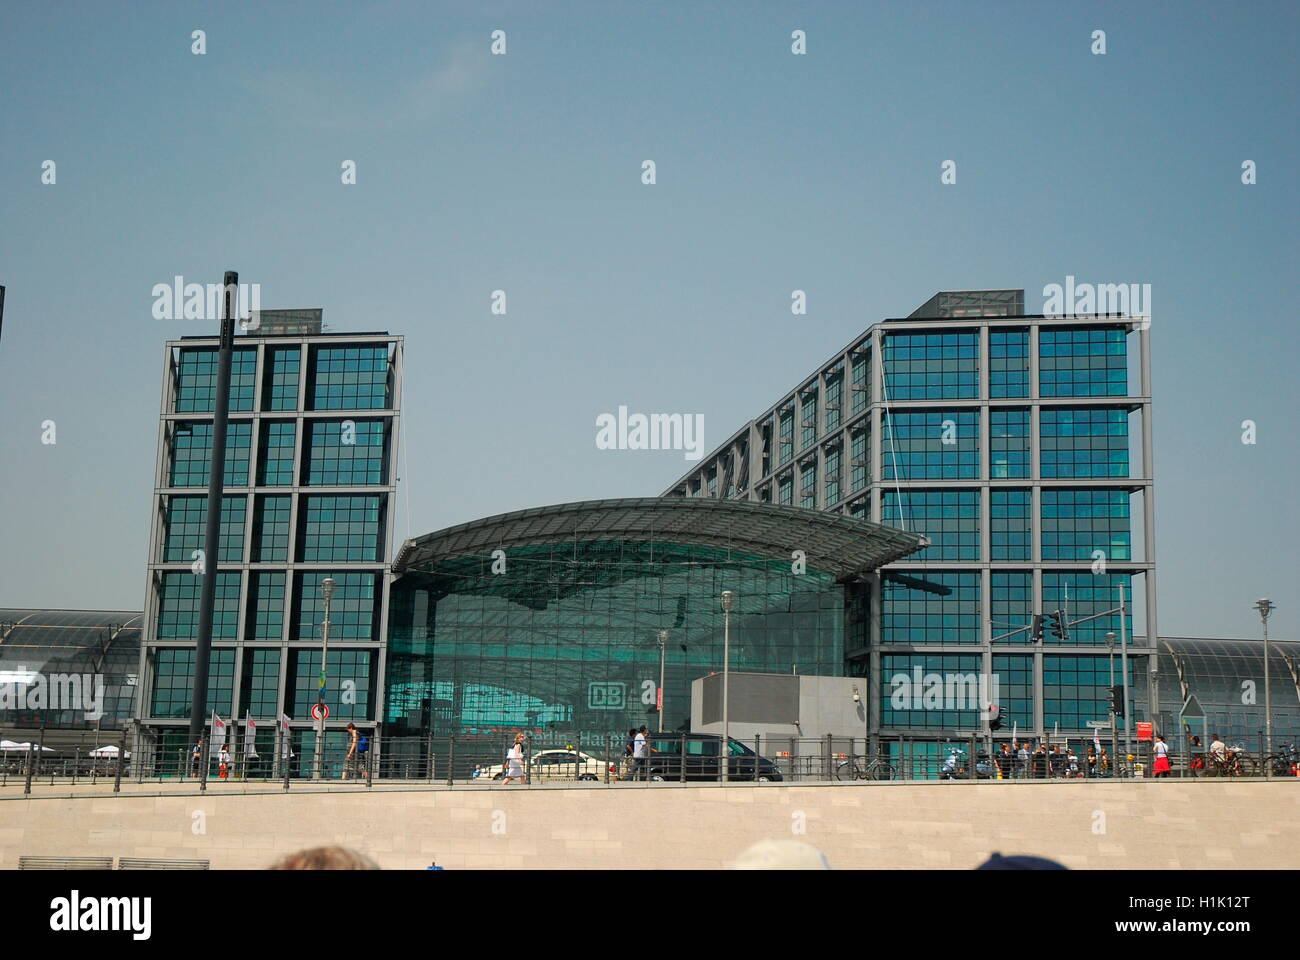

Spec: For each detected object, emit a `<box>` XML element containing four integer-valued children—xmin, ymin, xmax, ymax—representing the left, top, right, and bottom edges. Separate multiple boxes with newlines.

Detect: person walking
<box><xmin>502</xmin><ymin>733</ymin><xmax>528</xmax><ymax>785</ymax></box>
<box><xmin>1152</xmin><ymin>735</ymin><xmax>1172</xmax><ymax>778</ymax></box>
<box><xmin>1016</xmin><ymin>742</ymin><xmax>1030</xmax><ymax>779</ymax></box>
<box><xmin>627</xmin><ymin>726</ymin><xmax>650</xmax><ymax>781</ymax></box>
<box><xmin>622</xmin><ymin>727</ymin><xmax>638</xmax><ymax>779</ymax></box>
<box><xmin>343</xmin><ymin>723</ymin><xmax>359</xmax><ymax>780</ymax></box>
<box><xmin>191</xmin><ymin>738</ymin><xmax>204</xmax><ymax>779</ymax></box>
<box><xmin>1209</xmin><ymin>733</ymin><xmax>1227</xmax><ymax>775</ymax></box>
<box><xmin>217</xmin><ymin>745</ymin><xmax>232</xmax><ymax>780</ymax></box>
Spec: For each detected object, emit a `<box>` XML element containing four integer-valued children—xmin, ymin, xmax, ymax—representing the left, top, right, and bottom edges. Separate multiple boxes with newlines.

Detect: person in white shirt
<box><xmin>1209</xmin><ymin>734</ymin><xmax>1227</xmax><ymax>771</ymax></box>
<box><xmin>628</xmin><ymin>726</ymin><xmax>649</xmax><ymax>781</ymax></box>
<box><xmin>502</xmin><ymin>733</ymin><xmax>528</xmax><ymax>785</ymax></box>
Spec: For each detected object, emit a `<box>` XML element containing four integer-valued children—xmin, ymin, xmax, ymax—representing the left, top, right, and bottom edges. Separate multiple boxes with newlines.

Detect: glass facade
<box><xmin>309</xmin><ymin>346</ymin><xmax>391</xmax><ymax>410</ymax></box>
<box><xmin>149</xmin><ymin>647</ymin><xmax>236</xmax><ymax>718</ymax></box>
<box><xmin>1041</xmin><ymin>488</ymin><xmax>1130</xmax><ymax>562</ymax></box>
<box><xmin>882</xmin><ymin>490</ymin><xmax>980</xmax><ymax>561</ymax></box>
<box><xmin>298</xmin><ymin>495</ymin><xmax>383</xmax><ymax>562</ymax></box>
<box><xmin>142</xmin><ymin>332</ymin><xmax>400</xmax><ymax>742</ymax></box>
<box><xmin>304</xmin><ymin>419</ymin><xmax>388</xmax><ymax>485</ymax></box>
<box><xmin>989</xmin><ymin>408</ymin><xmax>1030</xmax><ymax>479</ymax></box>
<box><xmin>256</xmin><ymin>422</ymin><xmax>296</xmax><ymax>486</ymax></box>
<box><xmin>163</xmin><ymin>495</ymin><xmax>245</xmax><ymax>563</ymax></box>
<box><xmin>156</xmin><ymin>572</ymin><xmax>240</xmax><ymax>639</ymax></box>
<box><xmin>1039</xmin><ymin>326</ymin><xmax>1127</xmax><ymax>397</ymax></box>
<box><xmin>169</xmin><ymin>422</ymin><xmax>252</xmax><ymax>487</ymax></box>
<box><xmin>881</xmin><ymin>572</ymin><xmax>981</xmax><ymax>644</ymax></box>
<box><xmin>386</xmin><ymin>541</ymin><xmax>844</xmax><ymax>737</ymax></box>
<box><xmin>882</xmin><ymin>331</ymin><xmax>978</xmax><ymax>399</ymax></box>
<box><xmin>882</xmin><ymin>410</ymin><xmax>979</xmax><ymax>480</ymax></box>
<box><xmin>240</xmin><ymin>649</ymin><xmax>282</xmax><ymax>718</ymax></box>
<box><xmin>880</xmin><ymin>654</ymin><xmax>981</xmax><ymax>729</ymax></box>
<box><xmin>988</xmin><ymin>329</ymin><xmax>1029</xmax><ymax>398</ymax></box>
<box><xmin>1041</xmin><ymin>408</ymin><xmax>1129</xmax><ymax>478</ymax></box>
<box><xmin>990</xmin><ymin>489</ymin><xmax>1031</xmax><ymax>561</ymax></box>
<box><xmin>174</xmin><ymin>348</ymin><xmax>257</xmax><ymax>413</ymax></box>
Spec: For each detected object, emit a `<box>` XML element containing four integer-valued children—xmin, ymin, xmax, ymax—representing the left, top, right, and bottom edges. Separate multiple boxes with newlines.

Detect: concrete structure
<box><xmin>664</xmin><ymin>290</ymin><xmax>1158</xmax><ymax>758</ymax></box>
<box><xmin>691</xmin><ymin>671</ymin><xmax>867</xmax><ymax>743</ymax></box>
<box><xmin>134</xmin><ymin>313</ymin><xmax>403</xmax><ymax>770</ymax></box>
<box><xmin>2</xmin><ymin>780</ymin><xmax>1296</xmax><ymax>870</ymax></box>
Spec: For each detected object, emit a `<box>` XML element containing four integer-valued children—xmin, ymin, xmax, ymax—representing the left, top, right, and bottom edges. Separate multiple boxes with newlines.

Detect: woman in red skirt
<box><xmin>1152</xmin><ymin>735</ymin><xmax>1172</xmax><ymax>778</ymax></box>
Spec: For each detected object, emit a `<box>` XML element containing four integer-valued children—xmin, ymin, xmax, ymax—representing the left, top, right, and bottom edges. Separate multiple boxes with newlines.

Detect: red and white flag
<box><xmin>209</xmin><ymin>712</ymin><xmax>227</xmax><ymax>760</ymax></box>
<box><xmin>244</xmin><ymin>713</ymin><xmax>259</xmax><ymax>758</ymax></box>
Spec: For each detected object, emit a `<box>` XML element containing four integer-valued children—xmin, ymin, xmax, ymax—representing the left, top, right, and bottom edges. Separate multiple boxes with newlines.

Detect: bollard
<box><xmin>447</xmin><ymin>735</ymin><xmax>455</xmax><ymax>788</ymax></box>
<box><xmin>427</xmin><ymin>733</ymin><xmax>435</xmax><ymax>782</ymax></box>
<box><xmin>23</xmin><ymin>745</ymin><xmax>33</xmax><ymax>795</ymax></box>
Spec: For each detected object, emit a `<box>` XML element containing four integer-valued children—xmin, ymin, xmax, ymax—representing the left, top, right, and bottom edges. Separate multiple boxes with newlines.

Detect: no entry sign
<box><xmin>311</xmin><ymin>703</ymin><xmax>329</xmax><ymax>721</ymax></box>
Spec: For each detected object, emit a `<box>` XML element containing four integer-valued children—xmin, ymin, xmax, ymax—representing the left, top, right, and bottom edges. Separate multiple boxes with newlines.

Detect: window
<box><xmin>1039</xmin><ymin>327</ymin><xmax>1127</xmax><ymax>397</ymax></box>
<box><xmin>298</xmin><ymin>495</ymin><xmax>383</xmax><ymax>562</ymax></box>
<box><xmin>157</xmin><ymin>572</ymin><xmax>240</xmax><ymax>639</ymax></box>
<box><xmin>309</xmin><ymin>346</ymin><xmax>390</xmax><ymax>410</ymax></box>
<box><xmin>989</xmin><ymin>409</ymin><xmax>1030</xmax><ymax>479</ymax></box>
<box><xmin>174</xmin><ymin>348</ymin><xmax>256</xmax><ymax>413</ymax></box>
<box><xmin>1041</xmin><ymin>489</ymin><xmax>1130</xmax><ymax>561</ymax></box>
<box><xmin>150</xmin><ymin>648</ymin><xmax>235</xmax><ymax>718</ymax></box>
<box><xmin>304</xmin><ymin>419</ymin><xmax>387</xmax><ymax>485</ymax></box>
<box><xmin>989</xmin><ymin>329</ymin><xmax>1029</xmax><ymax>398</ymax></box>
<box><xmin>990</xmin><ymin>489</ymin><xmax>1031</xmax><ymax>561</ymax></box>
<box><xmin>263</xmin><ymin>347</ymin><xmax>301</xmax><ymax>411</ymax></box>
<box><xmin>252</xmin><ymin>496</ymin><xmax>292</xmax><ymax>562</ymax></box>
<box><xmin>163</xmin><ymin>495</ymin><xmax>244</xmax><ymax>563</ymax></box>
<box><xmin>1041</xmin><ymin>408</ymin><xmax>1129</xmax><ymax>478</ymax></box>
<box><xmin>882</xmin><ymin>410</ymin><xmax>979</xmax><ymax>480</ymax></box>
<box><xmin>257</xmin><ymin>422</ymin><xmax>296</xmax><ymax>486</ymax></box>
<box><xmin>170</xmin><ymin>422</ymin><xmax>251</xmax><ymax>487</ymax></box>
<box><xmin>882</xmin><ymin>490</ymin><xmax>980</xmax><ymax>561</ymax></box>
<box><xmin>883</xmin><ymin>332</ymin><xmax>978</xmax><ymax>400</ymax></box>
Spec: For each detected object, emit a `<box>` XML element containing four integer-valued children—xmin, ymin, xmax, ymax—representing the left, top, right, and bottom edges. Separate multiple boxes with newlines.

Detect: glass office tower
<box><xmin>663</xmin><ymin>291</ymin><xmax>1157</xmax><ymax>749</ymax></box>
<box><xmin>134</xmin><ymin>311</ymin><xmax>403</xmax><ymax>769</ymax></box>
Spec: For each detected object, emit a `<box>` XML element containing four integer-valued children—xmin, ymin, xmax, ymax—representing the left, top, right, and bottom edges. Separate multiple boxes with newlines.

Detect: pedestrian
<box><xmin>1152</xmin><ymin>735</ymin><xmax>1171</xmax><ymax>778</ymax></box>
<box><xmin>1016</xmin><ymin>741</ymin><xmax>1030</xmax><ymax>779</ymax></box>
<box><xmin>343</xmin><ymin>723</ymin><xmax>359</xmax><ymax>780</ymax></box>
<box><xmin>1099</xmin><ymin>747</ymin><xmax>1111</xmax><ymax>776</ymax></box>
<box><xmin>1032</xmin><ymin>743</ymin><xmax>1048</xmax><ymax>779</ymax></box>
<box><xmin>1065</xmin><ymin>747</ymin><xmax>1080</xmax><ymax>779</ymax></box>
<box><xmin>1086</xmin><ymin>746</ymin><xmax>1097</xmax><ymax>777</ymax></box>
<box><xmin>218</xmin><ymin>744</ymin><xmax>231</xmax><ymax>780</ymax></box>
<box><xmin>627</xmin><ymin>725</ymin><xmax>650</xmax><ymax>781</ymax></box>
<box><xmin>192</xmin><ymin>739</ymin><xmax>204</xmax><ymax>779</ymax></box>
<box><xmin>996</xmin><ymin>743</ymin><xmax>1013</xmax><ymax>780</ymax></box>
<box><xmin>1209</xmin><ymin>733</ymin><xmax>1227</xmax><ymax>774</ymax></box>
<box><xmin>502</xmin><ymin>733</ymin><xmax>528</xmax><ymax>785</ymax></box>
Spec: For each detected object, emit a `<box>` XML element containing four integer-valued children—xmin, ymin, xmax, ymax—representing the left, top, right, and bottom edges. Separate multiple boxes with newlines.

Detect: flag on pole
<box><xmin>244</xmin><ymin>713</ymin><xmax>259</xmax><ymax>758</ymax></box>
<box><xmin>209</xmin><ymin>712</ymin><xmax>227</xmax><ymax>760</ymax></box>
<box><xmin>280</xmin><ymin>713</ymin><xmax>293</xmax><ymax>760</ymax></box>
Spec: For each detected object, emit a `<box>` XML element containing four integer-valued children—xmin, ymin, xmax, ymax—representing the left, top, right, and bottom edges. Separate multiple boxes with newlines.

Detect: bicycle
<box><xmin>833</xmin><ymin>754</ymin><xmax>894</xmax><ymax>781</ymax></box>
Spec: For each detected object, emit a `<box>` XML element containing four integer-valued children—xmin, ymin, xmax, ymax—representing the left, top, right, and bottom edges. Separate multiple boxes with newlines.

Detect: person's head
<box><xmin>638</xmin><ymin>725</ymin><xmax>647</xmax><ymax>734</ymax></box>
<box><xmin>976</xmin><ymin>852</ymin><xmax>1067</xmax><ymax>871</ymax></box>
<box><xmin>514</xmin><ymin>733</ymin><xmax>525</xmax><ymax>743</ymax></box>
<box><xmin>732</xmin><ymin>839</ymin><xmax>831</xmax><ymax>870</ymax></box>
<box><xmin>1213</xmin><ymin>733</ymin><xmax>1221</xmax><ymax>741</ymax></box>
<box><xmin>1156</xmin><ymin>735</ymin><xmax>1165</xmax><ymax>743</ymax></box>
<box><xmin>629</xmin><ymin>728</ymin><xmax>638</xmax><ymax>737</ymax></box>
<box><xmin>270</xmin><ymin>846</ymin><xmax>379</xmax><ymax>870</ymax></box>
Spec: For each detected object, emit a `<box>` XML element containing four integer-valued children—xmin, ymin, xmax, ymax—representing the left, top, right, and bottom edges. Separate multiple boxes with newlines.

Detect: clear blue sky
<box><xmin>1</xmin><ymin>1</ymin><xmax>1296</xmax><ymax>641</ymax></box>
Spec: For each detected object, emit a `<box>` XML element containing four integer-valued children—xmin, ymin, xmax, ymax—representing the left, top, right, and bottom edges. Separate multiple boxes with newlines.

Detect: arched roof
<box><xmin>0</xmin><ymin>609</ymin><xmax>142</xmax><ymax>666</ymax></box>
<box><xmin>394</xmin><ymin>497</ymin><xmax>928</xmax><ymax>580</ymax></box>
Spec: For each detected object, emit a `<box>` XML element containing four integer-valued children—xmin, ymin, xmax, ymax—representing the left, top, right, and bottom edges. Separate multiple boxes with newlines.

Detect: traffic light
<box><xmin>1049</xmin><ymin>610</ymin><xmax>1069</xmax><ymax>641</ymax></box>
<box><xmin>989</xmin><ymin>704</ymin><xmax>1003</xmax><ymax>731</ymax></box>
<box><xmin>1110</xmin><ymin>685</ymin><xmax>1125</xmax><ymax>718</ymax></box>
<box><xmin>1031</xmin><ymin>615</ymin><xmax>1046</xmax><ymax>641</ymax></box>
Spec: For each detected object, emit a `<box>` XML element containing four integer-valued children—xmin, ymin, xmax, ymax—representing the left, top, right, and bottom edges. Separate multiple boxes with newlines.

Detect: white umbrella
<box><xmin>0</xmin><ymin>740</ymin><xmax>24</xmax><ymax>751</ymax></box>
<box><xmin>90</xmin><ymin>745</ymin><xmax>130</xmax><ymax>758</ymax></box>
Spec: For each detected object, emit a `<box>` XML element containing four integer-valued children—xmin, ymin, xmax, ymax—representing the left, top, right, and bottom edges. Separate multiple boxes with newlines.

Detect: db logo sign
<box><xmin>587</xmin><ymin>682</ymin><xmax>626</xmax><ymax>710</ymax></box>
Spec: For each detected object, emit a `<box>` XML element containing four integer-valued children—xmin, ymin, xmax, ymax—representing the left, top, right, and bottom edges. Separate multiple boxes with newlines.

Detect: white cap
<box><xmin>732</xmin><ymin>839</ymin><xmax>831</xmax><ymax>870</ymax></box>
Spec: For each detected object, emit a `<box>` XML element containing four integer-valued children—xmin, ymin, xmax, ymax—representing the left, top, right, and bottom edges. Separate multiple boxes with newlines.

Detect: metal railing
<box><xmin>4</xmin><ymin>727</ymin><xmax>1297</xmax><ymax>793</ymax></box>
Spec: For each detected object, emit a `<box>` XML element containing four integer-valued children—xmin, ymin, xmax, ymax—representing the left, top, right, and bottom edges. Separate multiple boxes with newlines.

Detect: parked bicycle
<box><xmin>833</xmin><ymin>754</ymin><xmax>894</xmax><ymax>781</ymax></box>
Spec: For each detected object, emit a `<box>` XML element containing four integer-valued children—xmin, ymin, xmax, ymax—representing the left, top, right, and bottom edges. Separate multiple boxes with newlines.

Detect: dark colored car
<box><xmin>637</xmin><ymin>733</ymin><xmax>783</xmax><ymax>782</ymax></box>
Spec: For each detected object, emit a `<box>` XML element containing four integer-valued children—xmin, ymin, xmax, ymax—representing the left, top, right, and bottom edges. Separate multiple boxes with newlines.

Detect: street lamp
<box><xmin>720</xmin><ymin>590</ymin><xmax>735</xmax><ymax>783</ymax></box>
<box><xmin>1255</xmin><ymin>598</ymin><xmax>1275</xmax><ymax>776</ymax></box>
<box><xmin>656</xmin><ymin>630</ymin><xmax>668</xmax><ymax>733</ymax></box>
<box><xmin>1106</xmin><ymin>632</ymin><xmax>1118</xmax><ymax>773</ymax></box>
<box><xmin>312</xmin><ymin>577</ymin><xmax>335</xmax><ymax>780</ymax></box>
<box><xmin>1118</xmin><ymin>583</ymin><xmax>1132</xmax><ymax>760</ymax></box>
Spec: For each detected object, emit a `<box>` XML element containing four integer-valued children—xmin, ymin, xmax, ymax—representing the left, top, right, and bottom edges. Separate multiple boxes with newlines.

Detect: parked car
<box><xmin>636</xmin><ymin>734</ymin><xmax>783</xmax><ymax>782</ymax></box>
<box><xmin>481</xmin><ymin>749</ymin><xmax>613</xmax><ymax>782</ymax></box>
